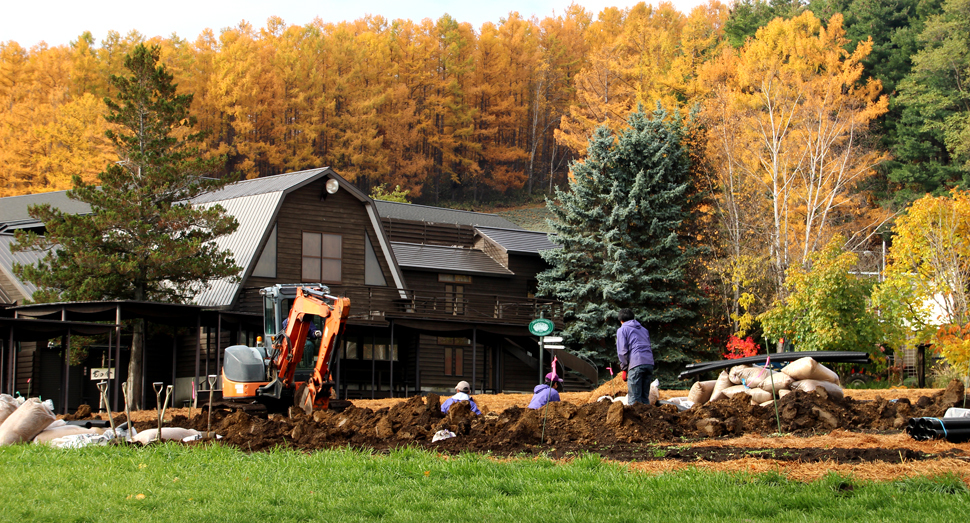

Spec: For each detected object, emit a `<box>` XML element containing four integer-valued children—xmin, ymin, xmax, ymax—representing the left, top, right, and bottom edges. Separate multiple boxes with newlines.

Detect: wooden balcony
<box><xmin>329</xmin><ymin>285</ymin><xmax>563</xmax><ymax>327</ymax></box>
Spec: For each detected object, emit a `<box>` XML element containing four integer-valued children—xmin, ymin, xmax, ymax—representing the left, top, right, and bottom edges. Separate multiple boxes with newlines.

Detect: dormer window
<box><xmin>302</xmin><ymin>231</ymin><xmax>342</xmax><ymax>283</ymax></box>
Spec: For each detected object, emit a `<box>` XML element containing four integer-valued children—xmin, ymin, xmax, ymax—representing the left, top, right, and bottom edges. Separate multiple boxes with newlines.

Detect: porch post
<box><xmin>472</xmin><ymin>327</ymin><xmax>477</xmax><ymax>395</ymax></box>
<box><xmin>194</xmin><ymin>314</ymin><xmax>201</xmax><ymax>403</ymax></box>
<box><xmin>62</xmin><ymin>331</ymin><xmax>71</xmax><ymax>415</ymax></box>
<box><xmin>171</xmin><ymin>334</ymin><xmax>177</xmax><ymax>394</ymax></box>
<box><xmin>371</xmin><ymin>332</ymin><xmax>376</xmax><ymax>399</ymax></box>
<box><xmin>114</xmin><ymin>305</ymin><xmax>121</xmax><ymax>410</ymax></box>
<box><xmin>216</xmin><ymin>313</ymin><xmax>223</xmax><ymax>382</ymax></box>
<box><xmin>389</xmin><ymin>320</ymin><xmax>394</xmax><ymax>399</ymax></box>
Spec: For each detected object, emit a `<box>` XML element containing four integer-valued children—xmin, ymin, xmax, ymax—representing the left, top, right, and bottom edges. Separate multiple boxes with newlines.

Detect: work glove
<box><xmin>620</xmin><ymin>370</ymin><xmax>627</xmax><ymax>382</ymax></box>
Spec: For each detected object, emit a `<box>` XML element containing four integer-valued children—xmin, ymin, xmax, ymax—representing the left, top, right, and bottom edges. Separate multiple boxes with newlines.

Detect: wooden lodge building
<box><xmin>0</xmin><ymin>168</ymin><xmax>597</xmax><ymax>412</ymax></box>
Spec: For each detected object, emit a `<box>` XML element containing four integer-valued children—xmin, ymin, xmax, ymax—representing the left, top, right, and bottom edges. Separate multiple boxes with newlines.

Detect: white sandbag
<box><xmin>648</xmin><ymin>379</ymin><xmax>659</xmax><ymax>405</ymax></box>
<box><xmin>745</xmin><ymin>387</ymin><xmax>773</xmax><ymax>404</ymax></box>
<box><xmin>729</xmin><ymin>365</ymin><xmax>764</xmax><ymax>385</ymax></box>
<box><xmin>687</xmin><ymin>380</ymin><xmax>716</xmax><ymax>404</ymax></box>
<box><xmin>754</xmin><ymin>372</ymin><xmax>794</xmax><ymax>393</ymax></box>
<box><xmin>46</xmin><ymin>419</ymin><xmax>67</xmax><ymax>429</ymax></box>
<box><xmin>432</xmin><ymin>429</ymin><xmax>456</xmax><ymax>442</ymax></box>
<box><xmin>720</xmin><ymin>385</ymin><xmax>748</xmax><ymax>398</ymax></box>
<box><xmin>722</xmin><ymin>385</ymin><xmax>772</xmax><ymax>404</ymax></box>
<box><xmin>133</xmin><ymin>427</ymin><xmax>200</xmax><ymax>445</ymax></box>
<box><xmin>0</xmin><ymin>398</ymin><xmax>57</xmax><ymax>445</ymax></box>
<box><xmin>33</xmin><ymin>425</ymin><xmax>101</xmax><ymax>444</ymax></box>
<box><xmin>791</xmin><ymin>379</ymin><xmax>843</xmax><ymax>400</ymax></box>
<box><xmin>612</xmin><ymin>395</ymin><xmax>631</xmax><ymax>405</ymax></box>
<box><xmin>709</xmin><ymin>371</ymin><xmax>733</xmax><ymax>402</ymax></box>
<box><xmin>810</xmin><ymin>363</ymin><xmax>840</xmax><ymax>385</ymax></box>
<box><xmin>0</xmin><ymin>394</ymin><xmax>18</xmax><ymax>426</ymax></box>
<box><xmin>47</xmin><ymin>432</ymin><xmax>114</xmax><ymax>449</ymax></box>
<box><xmin>944</xmin><ymin>407</ymin><xmax>970</xmax><ymax>418</ymax></box>
<box><xmin>666</xmin><ymin>397</ymin><xmax>695</xmax><ymax>409</ymax></box>
<box><xmin>782</xmin><ymin>357</ymin><xmax>841</xmax><ymax>385</ymax></box>
<box><xmin>778</xmin><ymin>389</ymin><xmax>791</xmax><ymax>398</ymax></box>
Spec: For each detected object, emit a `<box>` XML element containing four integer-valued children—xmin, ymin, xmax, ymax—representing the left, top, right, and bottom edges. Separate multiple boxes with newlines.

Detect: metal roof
<box><xmin>191</xmin><ymin>168</ymin><xmax>328</xmax><ymax>204</ymax></box>
<box><xmin>192</xmin><ymin>192</ymin><xmax>284</xmax><ymax>307</ymax></box>
<box><xmin>0</xmin><ymin>233</ymin><xmax>41</xmax><ymax>299</ymax></box>
<box><xmin>475</xmin><ymin>226</ymin><xmax>560</xmax><ymax>255</ymax></box>
<box><xmin>391</xmin><ymin>242</ymin><xmax>514</xmax><ymax>276</ymax></box>
<box><xmin>0</xmin><ymin>168</ymin><xmax>405</xmax><ymax>308</ymax></box>
<box><xmin>374</xmin><ymin>200</ymin><xmax>523</xmax><ymax>230</ymax></box>
<box><xmin>0</xmin><ymin>190</ymin><xmax>90</xmax><ymax>226</ymax></box>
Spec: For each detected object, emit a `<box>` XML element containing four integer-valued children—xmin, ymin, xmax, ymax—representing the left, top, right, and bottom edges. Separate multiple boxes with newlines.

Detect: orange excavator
<box><xmin>221</xmin><ymin>284</ymin><xmax>350</xmax><ymax>413</ymax></box>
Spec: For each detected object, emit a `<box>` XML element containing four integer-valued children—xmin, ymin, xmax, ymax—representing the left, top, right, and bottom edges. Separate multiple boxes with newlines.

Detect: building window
<box><xmin>439</xmin><ymin>274</ymin><xmax>472</xmax><ymax>283</ymax></box>
<box><xmin>302</xmin><ymin>232</ymin><xmax>342</xmax><ymax>283</ymax></box>
<box><xmin>363</xmin><ymin>342</ymin><xmax>398</xmax><ymax>361</ymax></box>
<box><xmin>444</xmin><ymin>347</ymin><xmax>464</xmax><ymax>376</ymax></box>
<box><xmin>252</xmin><ymin>224</ymin><xmax>277</xmax><ymax>278</ymax></box>
<box><xmin>342</xmin><ymin>337</ymin><xmax>397</xmax><ymax>361</ymax></box>
<box><xmin>343</xmin><ymin>340</ymin><xmax>358</xmax><ymax>359</ymax></box>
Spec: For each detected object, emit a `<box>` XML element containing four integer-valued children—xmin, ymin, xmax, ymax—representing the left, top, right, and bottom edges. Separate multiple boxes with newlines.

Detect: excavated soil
<box><xmin>67</xmin><ymin>380</ymin><xmax>970</xmax><ymax>482</ymax></box>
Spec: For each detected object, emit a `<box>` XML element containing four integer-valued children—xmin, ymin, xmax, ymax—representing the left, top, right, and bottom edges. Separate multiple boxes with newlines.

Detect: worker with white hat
<box><xmin>440</xmin><ymin>380</ymin><xmax>481</xmax><ymax>415</ymax></box>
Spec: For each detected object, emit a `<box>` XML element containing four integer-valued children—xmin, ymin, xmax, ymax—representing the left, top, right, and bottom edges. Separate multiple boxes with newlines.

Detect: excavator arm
<box><xmin>297</xmin><ymin>293</ymin><xmax>350</xmax><ymax>412</ymax></box>
<box><xmin>259</xmin><ymin>286</ymin><xmax>350</xmax><ymax>411</ymax></box>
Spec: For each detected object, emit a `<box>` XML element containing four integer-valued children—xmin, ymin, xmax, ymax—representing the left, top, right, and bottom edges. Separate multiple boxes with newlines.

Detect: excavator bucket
<box><xmin>295</xmin><ymin>383</ymin><xmax>314</xmax><ymax>415</ymax></box>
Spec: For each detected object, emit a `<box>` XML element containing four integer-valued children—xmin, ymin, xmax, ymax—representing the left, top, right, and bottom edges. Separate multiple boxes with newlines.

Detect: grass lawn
<box><xmin>0</xmin><ymin>444</ymin><xmax>966</xmax><ymax>522</ymax></box>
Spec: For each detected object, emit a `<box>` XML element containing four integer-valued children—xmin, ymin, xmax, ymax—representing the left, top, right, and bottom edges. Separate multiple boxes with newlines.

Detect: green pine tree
<box><xmin>888</xmin><ymin>0</ymin><xmax>970</xmax><ymax>206</ymax></box>
<box><xmin>13</xmin><ymin>44</ymin><xmax>240</xmax><ymax>408</ymax></box>
<box><xmin>537</xmin><ymin>105</ymin><xmax>706</xmax><ymax>384</ymax></box>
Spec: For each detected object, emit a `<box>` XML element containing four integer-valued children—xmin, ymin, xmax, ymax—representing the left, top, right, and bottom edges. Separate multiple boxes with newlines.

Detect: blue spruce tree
<box><xmin>538</xmin><ymin>105</ymin><xmax>704</xmax><ymax>383</ymax></box>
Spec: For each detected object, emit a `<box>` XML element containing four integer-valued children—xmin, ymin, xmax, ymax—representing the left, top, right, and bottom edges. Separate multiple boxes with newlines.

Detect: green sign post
<box><xmin>529</xmin><ymin>318</ymin><xmax>554</xmax><ymax>336</ymax></box>
<box><xmin>529</xmin><ymin>318</ymin><xmax>555</xmax><ymax>382</ymax></box>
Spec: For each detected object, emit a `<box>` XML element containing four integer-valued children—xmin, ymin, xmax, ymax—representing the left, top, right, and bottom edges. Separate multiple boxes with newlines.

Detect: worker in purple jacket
<box><xmin>616</xmin><ymin>308</ymin><xmax>654</xmax><ymax>405</ymax></box>
<box><xmin>441</xmin><ymin>381</ymin><xmax>482</xmax><ymax>415</ymax></box>
<box><xmin>528</xmin><ymin>372</ymin><xmax>563</xmax><ymax>409</ymax></box>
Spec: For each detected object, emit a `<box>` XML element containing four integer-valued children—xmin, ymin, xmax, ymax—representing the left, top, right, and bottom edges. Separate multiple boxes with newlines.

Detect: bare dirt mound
<box><xmin>68</xmin><ymin>380</ymin><xmax>970</xmax><ymax>475</ymax></box>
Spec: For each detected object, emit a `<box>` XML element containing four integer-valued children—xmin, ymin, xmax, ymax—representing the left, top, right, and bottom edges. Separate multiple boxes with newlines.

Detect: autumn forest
<box><xmin>3</xmin><ymin>0</ymin><xmax>970</xmax><ymax>353</ymax></box>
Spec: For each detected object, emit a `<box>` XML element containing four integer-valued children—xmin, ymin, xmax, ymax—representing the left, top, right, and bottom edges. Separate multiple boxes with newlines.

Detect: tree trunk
<box><xmin>128</xmin><ymin>317</ymin><xmax>145</xmax><ymax>410</ymax></box>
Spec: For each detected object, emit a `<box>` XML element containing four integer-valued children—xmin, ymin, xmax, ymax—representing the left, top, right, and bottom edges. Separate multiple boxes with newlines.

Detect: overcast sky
<box><xmin>3</xmin><ymin>1</ymin><xmax>712</xmax><ymax>48</ymax></box>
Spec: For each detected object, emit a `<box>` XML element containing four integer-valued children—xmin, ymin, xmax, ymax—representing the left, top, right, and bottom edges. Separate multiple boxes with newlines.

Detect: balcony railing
<box><xmin>328</xmin><ymin>285</ymin><xmax>563</xmax><ymax>326</ymax></box>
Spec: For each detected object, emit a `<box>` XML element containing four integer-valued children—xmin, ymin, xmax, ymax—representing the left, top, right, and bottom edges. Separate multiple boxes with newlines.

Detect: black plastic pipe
<box><xmin>906</xmin><ymin>417</ymin><xmax>970</xmax><ymax>443</ymax></box>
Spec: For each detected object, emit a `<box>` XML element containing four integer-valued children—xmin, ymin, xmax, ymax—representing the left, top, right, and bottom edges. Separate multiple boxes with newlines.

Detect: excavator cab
<box><xmin>222</xmin><ymin>283</ymin><xmax>350</xmax><ymax>412</ymax></box>
<box><xmin>262</xmin><ymin>289</ymin><xmax>322</xmax><ymax>376</ymax></box>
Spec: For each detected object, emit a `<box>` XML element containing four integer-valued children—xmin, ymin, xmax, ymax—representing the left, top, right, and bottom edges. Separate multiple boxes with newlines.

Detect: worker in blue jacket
<box><xmin>528</xmin><ymin>372</ymin><xmax>563</xmax><ymax>409</ymax></box>
<box><xmin>616</xmin><ymin>308</ymin><xmax>654</xmax><ymax>405</ymax></box>
<box><xmin>441</xmin><ymin>381</ymin><xmax>481</xmax><ymax>415</ymax></box>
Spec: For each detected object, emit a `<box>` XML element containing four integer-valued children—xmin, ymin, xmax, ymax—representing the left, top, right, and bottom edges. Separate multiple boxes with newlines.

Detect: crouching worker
<box><xmin>528</xmin><ymin>372</ymin><xmax>563</xmax><ymax>409</ymax></box>
<box><xmin>441</xmin><ymin>380</ymin><xmax>482</xmax><ymax>415</ymax></box>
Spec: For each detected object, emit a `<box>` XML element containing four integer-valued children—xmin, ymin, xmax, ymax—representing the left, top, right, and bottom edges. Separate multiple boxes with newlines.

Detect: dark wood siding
<box><xmin>403</xmin><ymin>270</ymin><xmax>517</xmax><ymax>296</ymax></box>
<box><xmin>506</xmin><ymin>254</ymin><xmax>548</xmax><ymax>297</ymax></box>
<box><xmin>382</xmin><ymin>218</ymin><xmax>475</xmax><ymax>247</ymax></box>
<box><xmin>417</xmin><ymin>334</ymin><xmax>491</xmax><ymax>393</ymax></box>
<box><xmin>238</xmin><ymin>180</ymin><xmax>396</xmax><ymax>314</ymax></box>
<box><xmin>15</xmin><ymin>343</ymin><xmax>37</xmax><ymax>395</ymax></box>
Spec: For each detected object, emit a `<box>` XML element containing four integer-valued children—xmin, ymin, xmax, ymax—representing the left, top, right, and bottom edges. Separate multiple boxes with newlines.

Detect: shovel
<box><xmin>96</xmin><ymin>381</ymin><xmax>116</xmax><ymax>436</ymax></box>
<box><xmin>121</xmin><ymin>381</ymin><xmax>135</xmax><ymax>441</ymax></box>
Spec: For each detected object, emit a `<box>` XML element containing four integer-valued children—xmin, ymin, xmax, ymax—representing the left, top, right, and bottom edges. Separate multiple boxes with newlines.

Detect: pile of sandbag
<box><xmin>1</xmin><ymin>393</ymin><xmax>205</xmax><ymax>447</ymax></box>
<box><xmin>0</xmin><ymin>396</ymin><xmax>56</xmax><ymax>445</ymax></box>
<box><xmin>686</xmin><ymin>357</ymin><xmax>843</xmax><ymax>407</ymax></box>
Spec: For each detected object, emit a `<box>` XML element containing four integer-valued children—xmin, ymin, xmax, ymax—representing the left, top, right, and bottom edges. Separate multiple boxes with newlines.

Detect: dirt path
<box><xmin>71</xmin><ymin>381</ymin><xmax>970</xmax><ymax>484</ymax></box>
